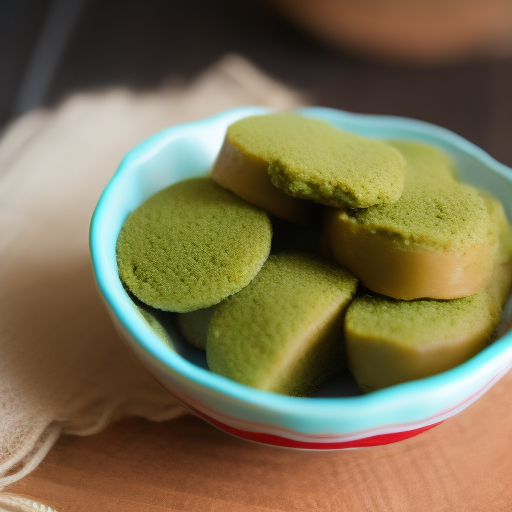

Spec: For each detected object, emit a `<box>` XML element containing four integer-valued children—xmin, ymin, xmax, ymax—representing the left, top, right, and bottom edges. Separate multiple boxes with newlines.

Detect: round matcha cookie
<box><xmin>137</xmin><ymin>305</ymin><xmax>176</xmax><ymax>351</ymax></box>
<box><xmin>345</xmin><ymin>191</ymin><xmax>512</xmax><ymax>392</ymax></box>
<box><xmin>225</xmin><ymin>113</ymin><xmax>406</xmax><ymax>209</ymax></box>
<box><xmin>206</xmin><ymin>252</ymin><xmax>357</xmax><ymax>396</ymax></box>
<box><xmin>345</xmin><ymin>291</ymin><xmax>502</xmax><ymax>393</ymax></box>
<box><xmin>211</xmin><ymin>133</ymin><xmax>315</xmax><ymax>225</ymax></box>
<box><xmin>328</xmin><ymin>141</ymin><xmax>496</xmax><ymax>299</ymax></box>
<box><xmin>176</xmin><ymin>305</ymin><xmax>217</xmax><ymax>350</ymax></box>
<box><xmin>347</xmin><ymin>141</ymin><xmax>486</xmax><ymax>250</ymax></box>
<box><xmin>117</xmin><ymin>177</ymin><xmax>272</xmax><ymax>312</ymax></box>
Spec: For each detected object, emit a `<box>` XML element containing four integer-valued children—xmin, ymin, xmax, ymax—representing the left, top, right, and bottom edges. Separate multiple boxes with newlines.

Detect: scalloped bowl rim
<box><xmin>90</xmin><ymin>105</ymin><xmax>512</xmax><ymax>422</ymax></box>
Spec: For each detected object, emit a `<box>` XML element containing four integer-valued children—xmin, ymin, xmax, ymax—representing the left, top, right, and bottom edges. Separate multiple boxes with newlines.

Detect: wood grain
<box><xmin>7</xmin><ymin>369</ymin><xmax>512</xmax><ymax>511</ymax></box>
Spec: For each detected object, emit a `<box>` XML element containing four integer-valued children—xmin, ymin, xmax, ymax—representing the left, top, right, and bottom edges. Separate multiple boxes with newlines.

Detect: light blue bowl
<box><xmin>90</xmin><ymin>106</ymin><xmax>512</xmax><ymax>449</ymax></box>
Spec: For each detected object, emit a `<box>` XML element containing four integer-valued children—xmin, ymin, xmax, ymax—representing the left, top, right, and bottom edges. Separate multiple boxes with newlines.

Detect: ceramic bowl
<box><xmin>90</xmin><ymin>106</ymin><xmax>512</xmax><ymax>449</ymax></box>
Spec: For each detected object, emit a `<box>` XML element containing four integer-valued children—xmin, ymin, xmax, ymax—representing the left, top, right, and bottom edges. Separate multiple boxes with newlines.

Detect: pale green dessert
<box><xmin>347</xmin><ymin>141</ymin><xmax>489</xmax><ymax>250</ymax></box>
<box><xmin>176</xmin><ymin>305</ymin><xmax>217</xmax><ymax>350</ymax></box>
<box><xmin>480</xmin><ymin>191</ymin><xmax>512</xmax><ymax>305</ymax></box>
<box><xmin>344</xmin><ymin>193</ymin><xmax>512</xmax><ymax>392</ymax></box>
<box><xmin>345</xmin><ymin>292</ymin><xmax>502</xmax><ymax>393</ymax></box>
<box><xmin>226</xmin><ymin>113</ymin><xmax>406</xmax><ymax>209</ymax></box>
<box><xmin>206</xmin><ymin>252</ymin><xmax>357</xmax><ymax>396</ymax></box>
<box><xmin>329</xmin><ymin>141</ymin><xmax>496</xmax><ymax>299</ymax></box>
<box><xmin>117</xmin><ymin>177</ymin><xmax>272</xmax><ymax>312</ymax></box>
<box><xmin>137</xmin><ymin>305</ymin><xmax>176</xmax><ymax>352</ymax></box>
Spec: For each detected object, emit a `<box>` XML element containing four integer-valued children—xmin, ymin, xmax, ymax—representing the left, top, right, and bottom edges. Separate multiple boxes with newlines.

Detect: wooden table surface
<box><xmin>7</xmin><ymin>368</ymin><xmax>512</xmax><ymax>511</ymax></box>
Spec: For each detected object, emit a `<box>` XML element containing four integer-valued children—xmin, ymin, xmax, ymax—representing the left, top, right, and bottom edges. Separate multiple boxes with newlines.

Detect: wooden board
<box><xmin>7</xmin><ymin>369</ymin><xmax>512</xmax><ymax>511</ymax></box>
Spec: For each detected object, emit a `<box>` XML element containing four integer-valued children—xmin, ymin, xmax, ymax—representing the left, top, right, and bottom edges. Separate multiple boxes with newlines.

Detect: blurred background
<box><xmin>1</xmin><ymin>0</ymin><xmax>512</xmax><ymax>165</ymax></box>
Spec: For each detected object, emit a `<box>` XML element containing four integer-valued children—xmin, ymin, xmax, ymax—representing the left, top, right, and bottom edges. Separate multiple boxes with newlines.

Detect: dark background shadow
<box><xmin>1</xmin><ymin>0</ymin><xmax>512</xmax><ymax>167</ymax></box>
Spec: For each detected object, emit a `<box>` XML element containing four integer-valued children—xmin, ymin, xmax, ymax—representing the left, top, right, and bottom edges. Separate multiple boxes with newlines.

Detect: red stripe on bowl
<box><xmin>190</xmin><ymin>405</ymin><xmax>443</xmax><ymax>449</ymax></box>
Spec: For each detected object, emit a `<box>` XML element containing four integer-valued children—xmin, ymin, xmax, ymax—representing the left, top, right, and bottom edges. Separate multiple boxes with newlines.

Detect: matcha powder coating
<box><xmin>206</xmin><ymin>252</ymin><xmax>357</xmax><ymax>396</ymax></box>
<box><xmin>227</xmin><ymin>113</ymin><xmax>406</xmax><ymax>208</ymax></box>
<box><xmin>116</xmin><ymin>177</ymin><xmax>272</xmax><ymax>312</ymax></box>
<box><xmin>345</xmin><ymin>293</ymin><xmax>499</xmax><ymax>349</ymax></box>
<box><xmin>349</xmin><ymin>141</ymin><xmax>491</xmax><ymax>249</ymax></box>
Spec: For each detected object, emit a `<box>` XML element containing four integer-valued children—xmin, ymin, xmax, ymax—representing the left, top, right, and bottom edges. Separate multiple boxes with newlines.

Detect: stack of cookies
<box><xmin>116</xmin><ymin>113</ymin><xmax>512</xmax><ymax>395</ymax></box>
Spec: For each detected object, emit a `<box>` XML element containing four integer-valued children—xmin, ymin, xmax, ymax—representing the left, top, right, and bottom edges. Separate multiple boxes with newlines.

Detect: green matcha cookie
<box><xmin>344</xmin><ymin>192</ymin><xmax>512</xmax><ymax>392</ymax></box>
<box><xmin>479</xmin><ymin>191</ymin><xmax>512</xmax><ymax>305</ymax></box>
<box><xmin>137</xmin><ymin>305</ymin><xmax>176</xmax><ymax>352</ymax></box>
<box><xmin>348</xmin><ymin>141</ymin><xmax>488</xmax><ymax>250</ymax></box>
<box><xmin>328</xmin><ymin>141</ymin><xmax>496</xmax><ymax>300</ymax></box>
<box><xmin>117</xmin><ymin>177</ymin><xmax>272</xmax><ymax>312</ymax></box>
<box><xmin>176</xmin><ymin>305</ymin><xmax>217</xmax><ymax>350</ymax></box>
<box><xmin>227</xmin><ymin>113</ymin><xmax>406</xmax><ymax>208</ymax></box>
<box><xmin>345</xmin><ymin>292</ymin><xmax>502</xmax><ymax>392</ymax></box>
<box><xmin>206</xmin><ymin>252</ymin><xmax>357</xmax><ymax>396</ymax></box>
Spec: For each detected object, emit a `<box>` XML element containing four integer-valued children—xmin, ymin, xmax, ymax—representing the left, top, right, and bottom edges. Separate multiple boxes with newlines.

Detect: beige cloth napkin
<box><xmin>0</xmin><ymin>54</ymin><xmax>304</xmax><ymax>493</ymax></box>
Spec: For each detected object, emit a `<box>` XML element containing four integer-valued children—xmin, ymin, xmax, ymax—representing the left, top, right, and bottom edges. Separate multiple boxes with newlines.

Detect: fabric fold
<box><xmin>0</xmin><ymin>55</ymin><xmax>304</xmax><ymax>489</ymax></box>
